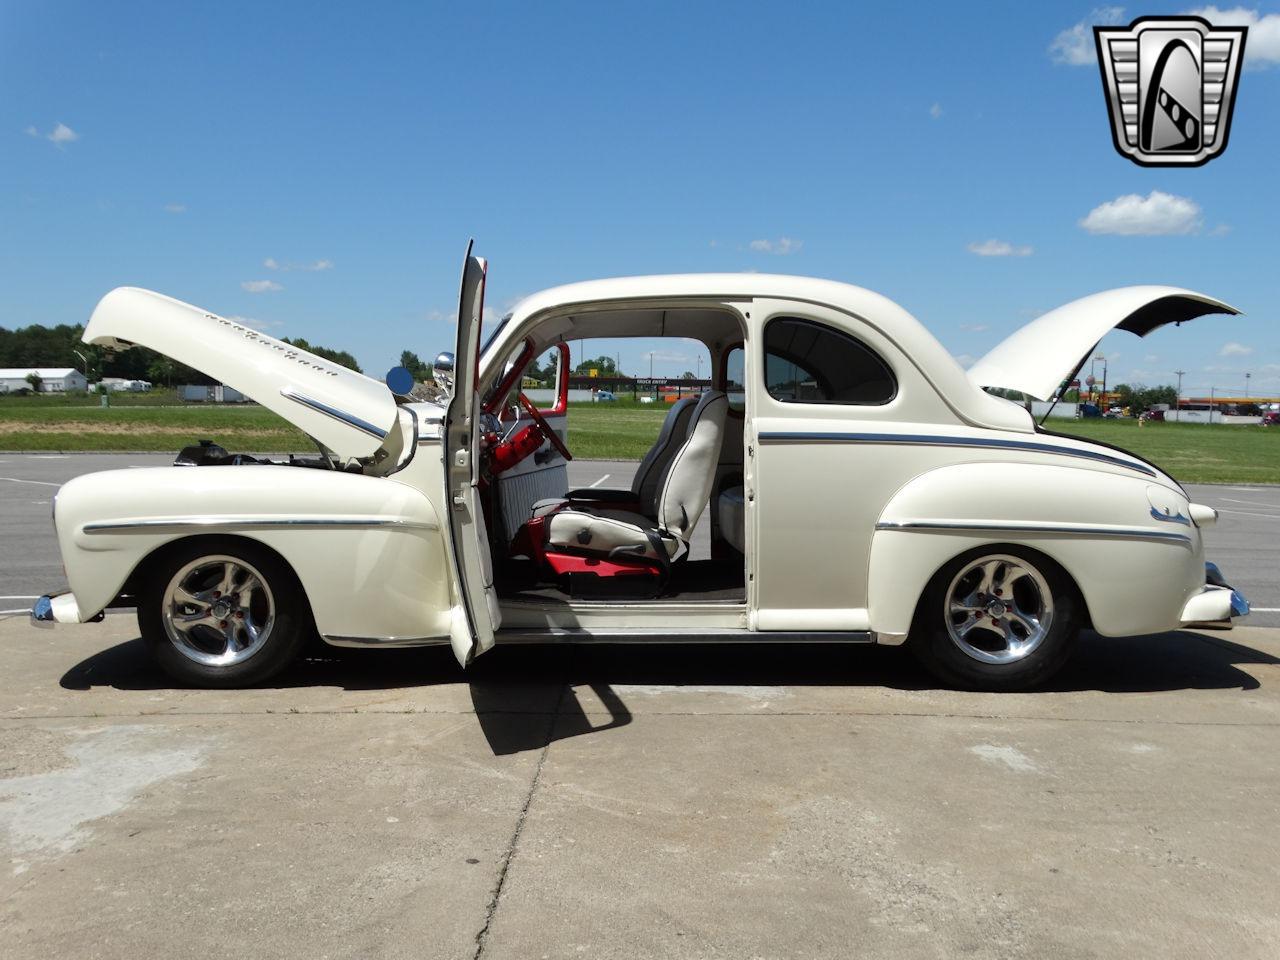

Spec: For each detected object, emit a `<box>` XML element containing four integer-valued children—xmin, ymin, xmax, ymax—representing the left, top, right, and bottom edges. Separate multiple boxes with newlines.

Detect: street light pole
<box><xmin>1095</xmin><ymin>355</ymin><xmax>1107</xmax><ymax>409</ymax></box>
<box><xmin>1174</xmin><ymin>369</ymin><xmax>1185</xmax><ymax>406</ymax></box>
<box><xmin>1245</xmin><ymin>372</ymin><xmax>1251</xmax><ymax>398</ymax></box>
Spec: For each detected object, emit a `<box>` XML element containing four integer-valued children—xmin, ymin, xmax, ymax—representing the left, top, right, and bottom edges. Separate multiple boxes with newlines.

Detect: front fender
<box><xmin>53</xmin><ymin>465</ymin><xmax>451</xmax><ymax>640</ymax></box>
<box><xmin>867</xmin><ymin>461</ymin><xmax>1204</xmax><ymax>638</ymax></box>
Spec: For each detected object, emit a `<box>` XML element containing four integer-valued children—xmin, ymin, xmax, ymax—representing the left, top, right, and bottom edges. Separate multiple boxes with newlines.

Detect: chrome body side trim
<box><xmin>494</xmin><ymin>627</ymin><xmax>875</xmax><ymax>644</ymax></box>
<box><xmin>875</xmin><ymin>519</ymin><xmax>1192</xmax><ymax>546</ymax></box>
<box><xmin>280</xmin><ymin>387</ymin><xmax>388</xmax><ymax>440</ymax></box>
<box><xmin>757</xmin><ymin>431</ymin><xmax>1157</xmax><ymax>477</ymax></box>
<box><xmin>323</xmin><ymin>634</ymin><xmax>449</xmax><ymax>648</ymax></box>
<box><xmin>1150</xmin><ymin>507</ymin><xmax>1191</xmax><ymax>526</ymax></box>
<box><xmin>82</xmin><ymin>517</ymin><xmax>438</xmax><ymax>535</ymax></box>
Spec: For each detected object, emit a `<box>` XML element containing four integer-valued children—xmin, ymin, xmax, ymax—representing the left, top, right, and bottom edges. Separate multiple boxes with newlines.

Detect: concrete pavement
<box><xmin>2</xmin><ymin>616</ymin><xmax>1280</xmax><ymax>958</ymax></box>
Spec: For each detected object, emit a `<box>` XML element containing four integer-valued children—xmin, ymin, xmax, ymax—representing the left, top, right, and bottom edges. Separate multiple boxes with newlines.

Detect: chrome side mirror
<box><xmin>433</xmin><ymin>351</ymin><xmax>455</xmax><ymax>394</ymax></box>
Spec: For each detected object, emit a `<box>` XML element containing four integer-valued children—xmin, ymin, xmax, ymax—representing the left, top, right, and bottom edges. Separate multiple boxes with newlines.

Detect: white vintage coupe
<box><xmin>33</xmin><ymin>244</ymin><xmax>1249</xmax><ymax>690</ymax></box>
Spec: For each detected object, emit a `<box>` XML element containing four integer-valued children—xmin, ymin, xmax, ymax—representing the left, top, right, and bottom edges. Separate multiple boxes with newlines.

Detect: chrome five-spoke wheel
<box><xmin>141</xmin><ymin>540</ymin><xmax>310</xmax><ymax>687</ymax></box>
<box><xmin>162</xmin><ymin>555</ymin><xmax>276</xmax><ymax>667</ymax></box>
<box><xmin>910</xmin><ymin>545</ymin><xmax>1079</xmax><ymax>691</ymax></box>
<box><xmin>945</xmin><ymin>554</ymin><xmax>1053</xmax><ymax>664</ymax></box>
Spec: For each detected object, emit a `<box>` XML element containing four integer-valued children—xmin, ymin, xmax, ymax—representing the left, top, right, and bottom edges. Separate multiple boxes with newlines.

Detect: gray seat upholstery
<box><xmin>717</xmin><ymin>486</ymin><xmax>745</xmax><ymax>553</ymax></box>
<box><xmin>547</xmin><ymin>391</ymin><xmax>729</xmax><ymax>563</ymax></box>
<box><xmin>564</xmin><ymin>395</ymin><xmax>697</xmax><ymax>517</ymax></box>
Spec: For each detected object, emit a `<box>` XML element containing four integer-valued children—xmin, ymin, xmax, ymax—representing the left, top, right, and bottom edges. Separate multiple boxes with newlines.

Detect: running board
<box><xmin>494</xmin><ymin>628</ymin><xmax>875</xmax><ymax>644</ymax></box>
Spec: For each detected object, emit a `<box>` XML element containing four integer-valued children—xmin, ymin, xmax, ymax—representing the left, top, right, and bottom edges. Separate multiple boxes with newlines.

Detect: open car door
<box><xmin>444</xmin><ymin>240</ymin><xmax>502</xmax><ymax>666</ymax></box>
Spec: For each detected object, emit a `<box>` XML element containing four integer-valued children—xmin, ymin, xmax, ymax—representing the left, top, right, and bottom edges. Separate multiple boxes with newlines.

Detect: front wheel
<box><xmin>138</xmin><ymin>539</ymin><xmax>310</xmax><ymax>687</ymax></box>
<box><xmin>909</xmin><ymin>547</ymin><xmax>1080</xmax><ymax>691</ymax></box>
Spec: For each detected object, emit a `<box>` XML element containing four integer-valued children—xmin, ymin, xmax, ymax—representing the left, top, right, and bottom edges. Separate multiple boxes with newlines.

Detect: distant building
<box><xmin>180</xmin><ymin>384</ymin><xmax>247</xmax><ymax>403</ymax></box>
<box><xmin>0</xmin><ymin>367</ymin><xmax>89</xmax><ymax>393</ymax></box>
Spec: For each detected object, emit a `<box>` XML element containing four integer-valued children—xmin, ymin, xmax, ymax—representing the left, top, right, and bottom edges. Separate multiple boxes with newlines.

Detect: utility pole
<box><xmin>1245</xmin><ymin>372</ymin><xmax>1251</xmax><ymax>398</ymax></box>
<box><xmin>1174</xmin><ymin>369</ymin><xmax>1185</xmax><ymax>405</ymax></box>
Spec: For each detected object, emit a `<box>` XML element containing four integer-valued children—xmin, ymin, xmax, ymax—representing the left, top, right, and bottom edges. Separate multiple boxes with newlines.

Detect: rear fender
<box><xmin>867</xmin><ymin>462</ymin><xmax>1204</xmax><ymax>638</ymax></box>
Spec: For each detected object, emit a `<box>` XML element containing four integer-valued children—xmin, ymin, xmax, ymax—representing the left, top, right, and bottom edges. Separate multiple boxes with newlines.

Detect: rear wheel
<box><xmin>909</xmin><ymin>547</ymin><xmax>1080</xmax><ymax>691</ymax></box>
<box><xmin>138</xmin><ymin>540</ymin><xmax>309</xmax><ymax>687</ymax></box>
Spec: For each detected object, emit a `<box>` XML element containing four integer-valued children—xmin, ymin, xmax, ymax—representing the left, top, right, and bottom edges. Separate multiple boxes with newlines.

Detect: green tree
<box><xmin>282</xmin><ymin>337</ymin><xmax>362</xmax><ymax>373</ymax></box>
<box><xmin>572</xmin><ymin>355</ymin><xmax>618</xmax><ymax>376</ymax></box>
<box><xmin>148</xmin><ymin>355</ymin><xmax>176</xmax><ymax>387</ymax></box>
<box><xmin>398</xmin><ymin>350</ymin><xmax>432</xmax><ymax>382</ymax></box>
<box><xmin>25</xmin><ymin>372</ymin><xmax>42</xmax><ymax>392</ymax></box>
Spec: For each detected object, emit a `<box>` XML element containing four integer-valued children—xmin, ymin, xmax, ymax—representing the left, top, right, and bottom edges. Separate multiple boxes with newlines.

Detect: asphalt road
<box><xmin>1</xmin><ymin>453</ymin><xmax>1276</xmax><ymax>624</ymax></box>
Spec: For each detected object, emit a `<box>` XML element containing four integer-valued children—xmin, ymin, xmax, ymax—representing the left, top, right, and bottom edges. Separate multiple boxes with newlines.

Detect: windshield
<box><xmin>480</xmin><ymin>312</ymin><xmax>513</xmax><ymax>357</ymax></box>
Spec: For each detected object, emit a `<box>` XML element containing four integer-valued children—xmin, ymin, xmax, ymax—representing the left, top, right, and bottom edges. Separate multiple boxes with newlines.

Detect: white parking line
<box><xmin>587</xmin><ymin>474</ymin><xmax>611</xmax><ymax>488</ymax></box>
<box><xmin>0</xmin><ymin>608</ymin><xmax>32</xmax><ymax>614</ymax></box>
<box><xmin>1219</xmin><ymin>497</ymin><xmax>1280</xmax><ymax>509</ymax></box>
<box><xmin>0</xmin><ymin>596</ymin><xmax>39</xmax><ymax>600</ymax></box>
<box><xmin>0</xmin><ymin>477</ymin><xmax>60</xmax><ymax>487</ymax></box>
<box><xmin>1216</xmin><ymin>508</ymin><xmax>1280</xmax><ymax>521</ymax></box>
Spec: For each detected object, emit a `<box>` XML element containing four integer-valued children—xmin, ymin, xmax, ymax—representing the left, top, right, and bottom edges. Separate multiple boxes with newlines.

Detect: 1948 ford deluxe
<box><xmin>33</xmin><ymin>243</ymin><xmax>1249</xmax><ymax>690</ymax></box>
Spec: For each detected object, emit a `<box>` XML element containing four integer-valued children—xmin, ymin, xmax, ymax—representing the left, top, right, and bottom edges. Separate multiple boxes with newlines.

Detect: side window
<box><xmin>724</xmin><ymin>346</ymin><xmax>745</xmax><ymax>413</ymax></box>
<box><xmin>763</xmin><ymin>317</ymin><xmax>896</xmax><ymax>405</ymax></box>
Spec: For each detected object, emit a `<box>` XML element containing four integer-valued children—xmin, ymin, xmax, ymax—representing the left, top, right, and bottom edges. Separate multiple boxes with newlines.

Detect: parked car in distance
<box><xmin>1263</xmin><ymin>411</ymin><xmax>1280</xmax><ymax>427</ymax></box>
<box><xmin>33</xmin><ymin>246</ymin><xmax>1250</xmax><ymax>693</ymax></box>
<box><xmin>593</xmin><ymin>389</ymin><xmax>617</xmax><ymax>402</ymax></box>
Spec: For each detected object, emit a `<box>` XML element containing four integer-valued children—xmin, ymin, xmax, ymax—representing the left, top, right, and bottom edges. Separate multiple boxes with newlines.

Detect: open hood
<box><xmin>966</xmin><ymin>286</ymin><xmax>1240</xmax><ymax>401</ymax></box>
<box><xmin>84</xmin><ymin>287</ymin><xmax>397</xmax><ymax>461</ymax></box>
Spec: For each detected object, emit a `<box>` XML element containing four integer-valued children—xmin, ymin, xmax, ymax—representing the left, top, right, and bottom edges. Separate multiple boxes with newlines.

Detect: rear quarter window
<box><xmin>763</xmin><ymin>317</ymin><xmax>897</xmax><ymax>405</ymax></box>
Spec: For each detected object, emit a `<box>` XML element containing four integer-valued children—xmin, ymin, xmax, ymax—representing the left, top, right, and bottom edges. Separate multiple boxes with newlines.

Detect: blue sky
<box><xmin>2</xmin><ymin>1</ymin><xmax>1277</xmax><ymax>396</ymax></box>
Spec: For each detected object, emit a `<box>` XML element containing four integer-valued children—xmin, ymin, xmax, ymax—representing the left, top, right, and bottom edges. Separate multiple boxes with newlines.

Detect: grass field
<box><xmin>0</xmin><ymin>397</ymin><xmax>1276</xmax><ymax>483</ymax></box>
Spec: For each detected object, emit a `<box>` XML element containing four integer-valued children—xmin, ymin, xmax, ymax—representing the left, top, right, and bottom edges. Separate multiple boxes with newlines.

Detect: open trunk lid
<box><xmin>966</xmin><ymin>286</ymin><xmax>1239</xmax><ymax>401</ymax></box>
<box><xmin>84</xmin><ymin>287</ymin><xmax>397</xmax><ymax>461</ymax></box>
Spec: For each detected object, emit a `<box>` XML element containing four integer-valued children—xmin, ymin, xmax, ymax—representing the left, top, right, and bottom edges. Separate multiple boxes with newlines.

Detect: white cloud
<box><xmin>954</xmin><ymin>353</ymin><xmax>977</xmax><ymax>369</ymax></box>
<box><xmin>47</xmin><ymin>122</ymin><xmax>78</xmax><ymax>145</ymax></box>
<box><xmin>241</xmin><ymin>279</ymin><xmax>283</xmax><ymax>293</ymax></box>
<box><xmin>27</xmin><ymin>122</ymin><xmax>79</xmax><ymax>146</ymax></box>
<box><xmin>1079</xmin><ymin>190</ymin><xmax>1202</xmax><ymax>235</ymax></box>
<box><xmin>163</xmin><ymin>203</ymin><xmax>186</xmax><ymax>214</ymax></box>
<box><xmin>1188</xmin><ymin>7</ymin><xmax>1280</xmax><ymax>67</ymax></box>
<box><xmin>929</xmin><ymin>102</ymin><xmax>943</xmax><ymax>119</ymax></box>
<box><xmin>1144</xmin><ymin>354</ymin><xmax>1161</xmax><ymax>363</ymax></box>
<box><xmin>264</xmin><ymin>257</ymin><xmax>334</xmax><ymax>272</ymax></box>
<box><xmin>1220</xmin><ymin>341</ymin><xmax>1253</xmax><ymax>357</ymax></box>
<box><xmin>967</xmin><ymin>238</ymin><xmax>1033</xmax><ymax>257</ymax></box>
<box><xmin>959</xmin><ymin>323</ymin><xmax>990</xmax><ymax>333</ymax></box>
<box><xmin>1050</xmin><ymin>6</ymin><xmax>1126</xmax><ymax>65</ymax></box>
<box><xmin>749</xmin><ymin>237</ymin><xmax>802</xmax><ymax>255</ymax></box>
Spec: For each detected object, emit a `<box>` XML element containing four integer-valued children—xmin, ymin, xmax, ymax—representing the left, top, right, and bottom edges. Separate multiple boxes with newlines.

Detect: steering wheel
<box><xmin>517</xmin><ymin>392</ymin><xmax>573</xmax><ymax>461</ymax></box>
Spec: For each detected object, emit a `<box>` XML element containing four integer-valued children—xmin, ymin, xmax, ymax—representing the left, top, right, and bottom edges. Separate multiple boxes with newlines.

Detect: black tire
<box><xmin>137</xmin><ymin>537</ymin><xmax>311</xmax><ymax>687</ymax></box>
<box><xmin>908</xmin><ymin>545</ymin><xmax>1080</xmax><ymax>692</ymax></box>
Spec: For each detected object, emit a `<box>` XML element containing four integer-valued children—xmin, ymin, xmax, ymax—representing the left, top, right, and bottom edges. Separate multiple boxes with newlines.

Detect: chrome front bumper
<box><xmin>1180</xmin><ymin>562</ymin><xmax>1250</xmax><ymax>629</ymax></box>
<box><xmin>30</xmin><ymin>592</ymin><xmax>101</xmax><ymax>627</ymax></box>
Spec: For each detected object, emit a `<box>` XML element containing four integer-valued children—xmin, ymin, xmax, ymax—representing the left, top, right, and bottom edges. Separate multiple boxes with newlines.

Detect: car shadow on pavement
<box><xmin>57</xmin><ymin>630</ymin><xmax>1278</xmax><ymax>755</ymax></box>
<box><xmin>61</xmin><ymin>629</ymin><xmax>1277</xmax><ymax>700</ymax></box>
